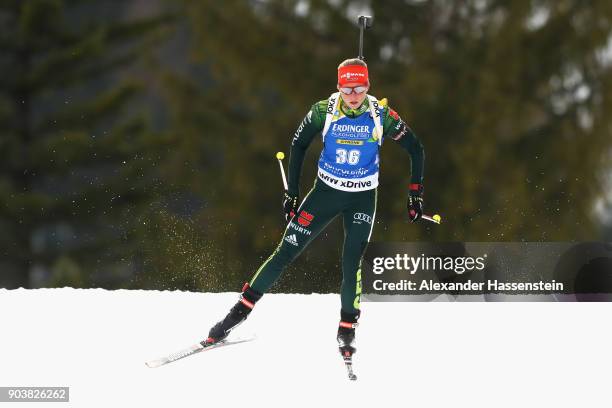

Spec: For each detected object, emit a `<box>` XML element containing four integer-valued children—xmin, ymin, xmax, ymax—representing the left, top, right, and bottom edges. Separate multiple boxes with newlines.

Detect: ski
<box><xmin>145</xmin><ymin>336</ymin><xmax>255</xmax><ymax>368</ymax></box>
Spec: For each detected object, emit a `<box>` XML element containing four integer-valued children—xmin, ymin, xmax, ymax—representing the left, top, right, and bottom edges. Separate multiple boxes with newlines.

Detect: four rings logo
<box><xmin>353</xmin><ymin>212</ymin><xmax>372</xmax><ymax>224</ymax></box>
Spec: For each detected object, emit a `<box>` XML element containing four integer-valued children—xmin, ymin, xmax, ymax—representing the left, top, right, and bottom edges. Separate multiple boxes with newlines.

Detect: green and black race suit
<box><xmin>248</xmin><ymin>96</ymin><xmax>425</xmax><ymax>315</ymax></box>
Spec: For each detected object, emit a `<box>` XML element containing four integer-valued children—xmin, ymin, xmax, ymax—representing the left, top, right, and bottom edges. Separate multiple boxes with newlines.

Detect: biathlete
<box><xmin>205</xmin><ymin>58</ymin><xmax>425</xmax><ymax>357</ymax></box>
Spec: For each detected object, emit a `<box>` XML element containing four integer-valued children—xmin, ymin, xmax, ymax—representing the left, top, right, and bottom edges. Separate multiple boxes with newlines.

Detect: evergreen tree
<box><xmin>0</xmin><ymin>1</ymin><xmax>173</xmax><ymax>288</ymax></box>
<box><xmin>370</xmin><ymin>0</ymin><xmax>612</xmax><ymax>242</ymax></box>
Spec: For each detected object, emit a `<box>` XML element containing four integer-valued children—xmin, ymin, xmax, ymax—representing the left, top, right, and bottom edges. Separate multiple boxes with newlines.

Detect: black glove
<box><xmin>282</xmin><ymin>191</ymin><xmax>299</xmax><ymax>222</ymax></box>
<box><xmin>407</xmin><ymin>183</ymin><xmax>424</xmax><ymax>222</ymax></box>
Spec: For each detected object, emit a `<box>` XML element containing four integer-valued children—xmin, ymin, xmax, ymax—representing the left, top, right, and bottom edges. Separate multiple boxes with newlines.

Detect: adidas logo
<box><xmin>284</xmin><ymin>234</ymin><xmax>298</xmax><ymax>246</ymax></box>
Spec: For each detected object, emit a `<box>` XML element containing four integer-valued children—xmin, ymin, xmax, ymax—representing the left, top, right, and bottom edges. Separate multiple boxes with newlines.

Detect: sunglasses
<box><xmin>339</xmin><ymin>86</ymin><xmax>368</xmax><ymax>95</ymax></box>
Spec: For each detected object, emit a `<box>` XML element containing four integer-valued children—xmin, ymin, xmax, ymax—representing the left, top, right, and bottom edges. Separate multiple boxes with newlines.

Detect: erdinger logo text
<box><xmin>332</xmin><ymin>124</ymin><xmax>370</xmax><ymax>133</ymax></box>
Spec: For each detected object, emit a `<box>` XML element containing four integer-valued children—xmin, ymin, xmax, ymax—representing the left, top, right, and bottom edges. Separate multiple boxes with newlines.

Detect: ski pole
<box><xmin>276</xmin><ymin>151</ymin><xmax>288</xmax><ymax>190</ymax></box>
<box><xmin>358</xmin><ymin>15</ymin><xmax>373</xmax><ymax>60</ymax></box>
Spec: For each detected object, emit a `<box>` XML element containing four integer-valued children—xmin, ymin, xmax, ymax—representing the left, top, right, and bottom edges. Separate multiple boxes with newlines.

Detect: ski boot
<box><xmin>337</xmin><ymin>310</ymin><xmax>360</xmax><ymax>381</ymax></box>
<box><xmin>337</xmin><ymin>310</ymin><xmax>360</xmax><ymax>357</ymax></box>
<box><xmin>203</xmin><ymin>283</ymin><xmax>262</xmax><ymax>346</ymax></box>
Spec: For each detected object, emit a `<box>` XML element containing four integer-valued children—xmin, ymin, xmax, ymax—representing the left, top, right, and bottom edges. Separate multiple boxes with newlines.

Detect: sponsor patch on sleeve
<box><xmin>391</xmin><ymin>121</ymin><xmax>409</xmax><ymax>141</ymax></box>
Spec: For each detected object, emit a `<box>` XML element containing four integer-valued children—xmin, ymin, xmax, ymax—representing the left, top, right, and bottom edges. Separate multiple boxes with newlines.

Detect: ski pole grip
<box><xmin>421</xmin><ymin>214</ymin><xmax>442</xmax><ymax>225</ymax></box>
<box><xmin>276</xmin><ymin>151</ymin><xmax>288</xmax><ymax>190</ymax></box>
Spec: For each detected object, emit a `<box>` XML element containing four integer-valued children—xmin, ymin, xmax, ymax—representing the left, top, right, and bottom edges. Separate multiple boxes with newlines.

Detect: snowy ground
<box><xmin>1</xmin><ymin>288</ymin><xmax>611</xmax><ymax>408</ymax></box>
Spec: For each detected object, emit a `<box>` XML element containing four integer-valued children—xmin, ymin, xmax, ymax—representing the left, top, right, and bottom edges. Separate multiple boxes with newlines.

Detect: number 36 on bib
<box><xmin>336</xmin><ymin>148</ymin><xmax>361</xmax><ymax>165</ymax></box>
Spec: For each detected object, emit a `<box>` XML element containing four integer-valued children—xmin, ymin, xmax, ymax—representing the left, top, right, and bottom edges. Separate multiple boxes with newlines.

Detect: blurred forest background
<box><xmin>1</xmin><ymin>0</ymin><xmax>612</xmax><ymax>291</ymax></box>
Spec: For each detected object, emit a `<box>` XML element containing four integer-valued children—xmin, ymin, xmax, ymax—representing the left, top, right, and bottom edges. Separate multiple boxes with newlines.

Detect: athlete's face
<box><xmin>338</xmin><ymin>82</ymin><xmax>369</xmax><ymax>109</ymax></box>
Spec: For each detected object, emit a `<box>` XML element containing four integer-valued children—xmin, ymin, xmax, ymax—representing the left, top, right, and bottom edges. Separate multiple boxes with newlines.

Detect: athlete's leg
<box><xmin>207</xmin><ymin>180</ymin><xmax>343</xmax><ymax>343</ymax></box>
<box><xmin>340</xmin><ymin>188</ymin><xmax>377</xmax><ymax>314</ymax></box>
<box><xmin>248</xmin><ymin>180</ymin><xmax>341</xmax><ymax>294</ymax></box>
<box><xmin>335</xmin><ymin>188</ymin><xmax>376</xmax><ymax>355</ymax></box>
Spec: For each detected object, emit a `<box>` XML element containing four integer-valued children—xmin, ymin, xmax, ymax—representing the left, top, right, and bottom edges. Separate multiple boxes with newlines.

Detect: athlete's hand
<box><xmin>283</xmin><ymin>191</ymin><xmax>299</xmax><ymax>222</ymax></box>
<box><xmin>407</xmin><ymin>184</ymin><xmax>423</xmax><ymax>222</ymax></box>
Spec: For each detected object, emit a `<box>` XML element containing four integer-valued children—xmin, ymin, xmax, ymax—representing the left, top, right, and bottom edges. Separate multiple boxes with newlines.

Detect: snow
<box><xmin>1</xmin><ymin>288</ymin><xmax>611</xmax><ymax>407</ymax></box>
